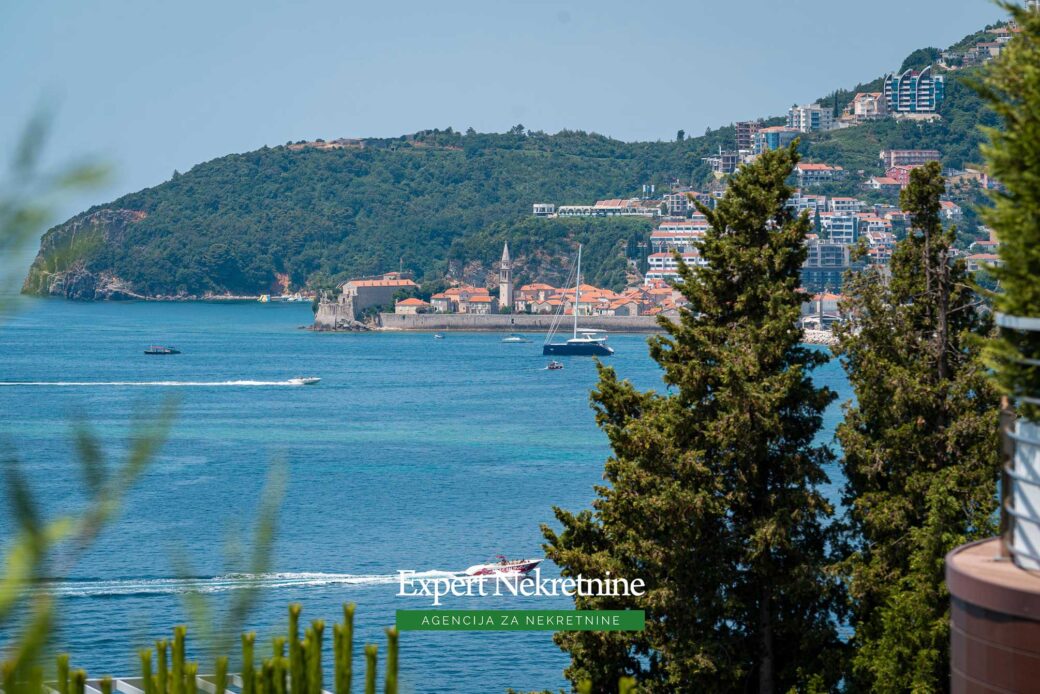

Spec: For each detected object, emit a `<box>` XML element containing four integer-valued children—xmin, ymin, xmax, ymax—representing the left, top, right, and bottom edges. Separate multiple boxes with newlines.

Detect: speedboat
<box><xmin>501</xmin><ymin>333</ymin><xmax>532</xmax><ymax>343</ymax></box>
<box><xmin>289</xmin><ymin>377</ymin><xmax>321</xmax><ymax>385</ymax></box>
<box><xmin>434</xmin><ymin>334</ymin><xmax>445</xmax><ymax>340</ymax></box>
<box><xmin>464</xmin><ymin>556</ymin><xmax>543</xmax><ymax>577</ymax></box>
<box><xmin>547</xmin><ymin>360</ymin><xmax>564</xmax><ymax>370</ymax></box>
<box><xmin>144</xmin><ymin>346</ymin><xmax>180</xmax><ymax>355</ymax></box>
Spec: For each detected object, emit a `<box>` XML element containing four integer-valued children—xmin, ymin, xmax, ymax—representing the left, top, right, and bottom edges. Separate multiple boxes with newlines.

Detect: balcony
<box><xmin>947</xmin><ymin>313</ymin><xmax>1040</xmax><ymax>691</ymax></box>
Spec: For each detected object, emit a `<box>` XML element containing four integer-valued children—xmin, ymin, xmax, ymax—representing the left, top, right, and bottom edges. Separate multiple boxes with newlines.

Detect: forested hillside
<box><xmin>23</xmin><ymin>29</ymin><xmax>999</xmax><ymax>299</ymax></box>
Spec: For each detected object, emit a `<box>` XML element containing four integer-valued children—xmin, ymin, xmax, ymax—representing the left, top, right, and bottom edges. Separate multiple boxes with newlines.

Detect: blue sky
<box><xmin>0</xmin><ymin>0</ymin><xmax>1004</xmax><ymax>217</ymax></box>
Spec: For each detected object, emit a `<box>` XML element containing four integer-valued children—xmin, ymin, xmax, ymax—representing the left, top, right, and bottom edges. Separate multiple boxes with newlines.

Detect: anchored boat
<box><xmin>543</xmin><ymin>244</ymin><xmax>614</xmax><ymax>357</ymax></box>
<box><xmin>144</xmin><ymin>346</ymin><xmax>180</xmax><ymax>355</ymax></box>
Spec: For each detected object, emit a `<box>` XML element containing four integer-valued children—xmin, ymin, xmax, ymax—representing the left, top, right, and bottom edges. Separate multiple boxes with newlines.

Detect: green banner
<box><xmin>396</xmin><ymin>609</ymin><xmax>644</xmax><ymax>631</ymax></box>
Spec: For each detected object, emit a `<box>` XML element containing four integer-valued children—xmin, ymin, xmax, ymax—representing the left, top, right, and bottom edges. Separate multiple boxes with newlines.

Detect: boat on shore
<box><xmin>543</xmin><ymin>244</ymin><xmax>614</xmax><ymax>357</ymax></box>
<box><xmin>144</xmin><ymin>346</ymin><xmax>180</xmax><ymax>355</ymax></box>
<box><xmin>464</xmin><ymin>556</ymin><xmax>543</xmax><ymax>577</ymax></box>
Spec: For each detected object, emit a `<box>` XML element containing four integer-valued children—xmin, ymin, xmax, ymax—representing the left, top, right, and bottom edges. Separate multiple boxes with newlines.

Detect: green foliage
<box><xmin>5</xmin><ymin>606</ymin><xmax>396</xmax><ymax>694</ymax></box>
<box><xmin>543</xmin><ymin>145</ymin><xmax>844</xmax><ymax>693</ymax></box>
<box><xmin>24</xmin><ymin>129</ymin><xmax>732</xmax><ymax>297</ymax></box>
<box><xmin>834</xmin><ymin>162</ymin><xmax>1000</xmax><ymax>692</ymax></box>
<box><xmin>1</xmin><ymin>112</ymin><xmax>107</xmax><ymax>303</ymax></box>
<box><xmin>900</xmin><ymin>47</ymin><xmax>942</xmax><ymax>73</ymax></box>
<box><xmin>975</xmin><ymin>3</ymin><xmax>1040</xmax><ymax>419</ymax></box>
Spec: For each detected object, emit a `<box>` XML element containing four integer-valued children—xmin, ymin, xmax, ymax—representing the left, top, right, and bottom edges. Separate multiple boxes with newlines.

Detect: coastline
<box><xmin>313</xmin><ymin>311</ymin><xmax>838</xmax><ymax>346</ymax></box>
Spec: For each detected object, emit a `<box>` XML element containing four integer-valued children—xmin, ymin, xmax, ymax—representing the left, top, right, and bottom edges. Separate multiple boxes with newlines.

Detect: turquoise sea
<box><xmin>0</xmin><ymin>299</ymin><xmax>852</xmax><ymax>693</ymax></box>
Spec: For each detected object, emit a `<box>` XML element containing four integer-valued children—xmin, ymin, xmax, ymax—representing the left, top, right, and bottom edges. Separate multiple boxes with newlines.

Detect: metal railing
<box><xmin>996</xmin><ymin>312</ymin><xmax>1040</xmax><ymax>570</ymax></box>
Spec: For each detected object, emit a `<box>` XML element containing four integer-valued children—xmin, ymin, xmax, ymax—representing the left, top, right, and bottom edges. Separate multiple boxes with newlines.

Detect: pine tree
<box><xmin>543</xmin><ymin>144</ymin><xmax>845</xmax><ymax>694</ymax></box>
<box><xmin>974</xmin><ymin>2</ymin><xmax>1040</xmax><ymax>420</ymax></box>
<box><xmin>834</xmin><ymin>161</ymin><xmax>1000</xmax><ymax>692</ymax></box>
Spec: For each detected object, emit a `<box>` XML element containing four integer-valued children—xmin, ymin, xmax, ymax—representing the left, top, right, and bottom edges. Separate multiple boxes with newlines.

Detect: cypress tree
<box><xmin>543</xmin><ymin>143</ymin><xmax>844</xmax><ymax>693</ymax></box>
<box><xmin>974</xmin><ymin>2</ymin><xmax>1040</xmax><ymax>419</ymax></box>
<box><xmin>834</xmin><ymin>161</ymin><xmax>1000</xmax><ymax>691</ymax></box>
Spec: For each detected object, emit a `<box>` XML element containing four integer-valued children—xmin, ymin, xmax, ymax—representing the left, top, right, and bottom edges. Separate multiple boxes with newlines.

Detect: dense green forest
<box><xmin>23</xmin><ymin>28</ymin><xmax>999</xmax><ymax>299</ymax></box>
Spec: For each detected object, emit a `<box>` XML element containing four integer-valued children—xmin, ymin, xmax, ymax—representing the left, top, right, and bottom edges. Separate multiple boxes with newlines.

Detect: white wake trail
<box><xmin>0</xmin><ymin>380</ymin><xmax>312</xmax><ymax>387</ymax></box>
<box><xmin>24</xmin><ymin>571</ymin><xmax>462</xmax><ymax>598</ymax></box>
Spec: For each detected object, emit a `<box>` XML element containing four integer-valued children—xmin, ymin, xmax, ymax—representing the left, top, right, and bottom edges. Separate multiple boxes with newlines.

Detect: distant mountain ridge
<box><xmin>23</xmin><ymin>24</ymin><xmax>1003</xmax><ymax>300</ymax></box>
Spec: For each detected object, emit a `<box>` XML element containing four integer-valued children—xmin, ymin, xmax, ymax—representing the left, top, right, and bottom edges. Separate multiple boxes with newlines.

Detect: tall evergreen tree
<box><xmin>834</xmin><ymin>161</ymin><xmax>1000</xmax><ymax>692</ymax></box>
<box><xmin>975</xmin><ymin>2</ymin><xmax>1040</xmax><ymax>420</ymax></box>
<box><xmin>543</xmin><ymin>144</ymin><xmax>844</xmax><ymax>694</ymax></box>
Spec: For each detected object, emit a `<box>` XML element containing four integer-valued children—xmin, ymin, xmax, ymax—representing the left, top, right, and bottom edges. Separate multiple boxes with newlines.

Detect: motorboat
<box><xmin>289</xmin><ymin>377</ymin><xmax>321</xmax><ymax>385</ymax></box>
<box><xmin>144</xmin><ymin>346</ymin><xmax>180</xmax><ymax>355</ymax></box>
<box><xmin>434</xmin><ymin>333</ymin><xmax>445</xmax><ymax>339</ymax></box>
<box><xmin>464</xmin><ymin>556</ymin><xmax>543</xmax><ymax>577</ymax></box>
<box><xmin>501</xmin><ymin>333</ymin><xmax>532</xmax><ymax>343</ymax></box>
<box><xmin>547</xmin><ymin>360</ymin><xmax>564</xmax><ymax>370</ymax></box>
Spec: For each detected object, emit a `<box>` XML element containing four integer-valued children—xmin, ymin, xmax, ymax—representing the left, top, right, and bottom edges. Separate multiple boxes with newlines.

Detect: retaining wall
<box><xmin>374</xmin><ymin>313</ymin><xmax>667</xmax><ymax>333</ymax></box>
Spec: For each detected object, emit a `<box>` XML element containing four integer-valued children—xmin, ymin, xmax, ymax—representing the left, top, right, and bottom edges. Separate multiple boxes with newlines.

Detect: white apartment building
<box><xmin>787</xmin><ymin>103</ymin><xmax>835</xmax><ymax>133</ymax></box>
<box><xmin>662</xmin><ymin>192</ymin><xmax>690</xmax><ymax>217</ymax></box>
<box><xmin>787</xmin><ymin>191</ymin><xmax>828</xmax><ymax>214</ymax></box>
<box><xmin>645</xmin><ymin>251</ymin><xmax>707</xmax><ymax>285</ymax></box>
<box><xmin>829</xmin><ymin>197</ymin><xmax>865</xmax><ymax>214</ymax></box>
<box><xmin>650</xmin><ymin>218</ymin><xmax>709</xmax><ymax>253</ymax></box>
<box><xmin>820</xmin><ymin>213</ymin><xmax>859</xmax><ymax>245</ymax></box>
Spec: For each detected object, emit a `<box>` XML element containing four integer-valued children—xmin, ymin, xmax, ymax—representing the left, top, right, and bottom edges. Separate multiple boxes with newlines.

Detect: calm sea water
<box><xmin>0</xmin><ymin>299</ymin><xmax>851</xmax><ymax>693</ymax></box>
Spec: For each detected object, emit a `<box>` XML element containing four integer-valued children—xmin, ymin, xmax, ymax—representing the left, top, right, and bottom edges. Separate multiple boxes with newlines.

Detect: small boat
<box><xmin>501</xmin><ymin>333</ymin><xmax>532</xmax><ymax>343</ymax></box>
<box><xmin>464</xmin><ymin>556</ymin><xmax>543</xmax><ymax>577</ymax></box>
<box><xmin>258</xmin><ymin>294</ymin><xmax>270</xmax><ymax>303</ymax></box>
<box><xmin>289</xmin><ymin>377</ymin><xmax>321</xmax><ymax>385</ymax></box>
<box><xmin>144</xmin><ymin>346</ymin><xmax>180</xmax><ymax>355</ymax></box>
<box><xmin>547</xmin><ymin>360</ymin><xmax>564</xmax><ymax>370</ymax></box>
<box><xmin>434</xmin><ymin>334</ymin><xmax>445</xmax><ymax>339</ymax></box>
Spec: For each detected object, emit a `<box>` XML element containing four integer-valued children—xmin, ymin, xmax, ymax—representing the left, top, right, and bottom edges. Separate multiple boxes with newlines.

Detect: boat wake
<box><xmin>0</xmin><ymin>380</ymin><xmax>315</xmax><ymax>388</ymax></box>
<box><xmin>23</xmin><ymin>571</ymin><xmax>461</xmax><ymax>598</ymax></box>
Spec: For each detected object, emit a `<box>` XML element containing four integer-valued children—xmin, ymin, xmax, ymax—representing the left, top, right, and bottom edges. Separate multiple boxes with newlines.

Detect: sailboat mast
<box><xmin>574</xmin><ymin>244</ymin><xmax>581</xmax><ymax>339</ymax></box>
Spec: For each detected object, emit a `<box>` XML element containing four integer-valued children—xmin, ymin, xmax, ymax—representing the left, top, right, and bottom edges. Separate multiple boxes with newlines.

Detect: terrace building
<box><xmin>845</xmin><ymin>92</ymin><xmax>888</xmax><ymax>121</ymax></box>
<box><xmin>880</xmin><ymin>149</ymin><xmax>941</xmax><ymax>169</ymax></box>
<box><xmin>866</xmin><ymin>176</ymin><xmax>903</xmax><ymax>192</ymax></box>
<box><xmin>735</xmin><ymin>120</ymin><xmax>763</xmax><ymax>151</ymax></box>
<box><xmin>704</xmin><ymin>149</ymin><xmax>740</xmax><ymax>176</ymax></box>
<box><xmin>650</xmin><ymin>219</ymin><xmax>709</xmax><ymax>253</ymax></box>
<box><xmin>556</xmin><ymin>198</ymin><xmax>661</xmax><ymax>218</ymax></box>
<box><xmin>829</xmin><ymin>197</ymin><xmax>865</xmax><ymax>214</ymax></box>
<box><xmin>788</xmin><ymin>103</ymin><xmax>835</xmax><ymax>133</ymax></box>
<box><xmin>787</xmin><ymin>191</ymin><xmax>828</xmax><ymax>214</ymax></box>
<box><xmin>645</xmin><ymin>251</ymin><xmax>706</xmax><ymax>285</ymax></box>
<box><xmin>819</xmin><ymin>213</ymin><xmax>859</xmax><ymax>245</ymax></box>
<box><xmin>795</xmin><ymin>162</ymin><xmax>844</xmax><ymax>187</ymax></box>
<box><xmin>883</xmin><ymin>65</ymin><xmax>945</xmax><ymax>113</ymax></box>
<box><xmin>755</xmin><ymin>126</ymin><xmax>800</xmax><ymax>155</ymax></box>
<box><xmin>662</xmin><ymin>192</ymin><xmax>690</xmax><ymax>217</ymax></box>
<box><xmin>801</xmin><ymin>238</ymin><xmax>858</xmax><ymax>293</ymax></box>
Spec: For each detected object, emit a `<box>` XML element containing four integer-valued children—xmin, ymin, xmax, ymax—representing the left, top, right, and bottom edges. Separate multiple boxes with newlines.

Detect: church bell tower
<box><xmin>498</xmin><ymin>242</ymin><xmax>513</xmax><ymax>311</ymax></box>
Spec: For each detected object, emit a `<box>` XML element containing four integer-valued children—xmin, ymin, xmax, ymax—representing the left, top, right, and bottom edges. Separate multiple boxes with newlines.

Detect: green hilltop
<box><xmin>23</xmin><ymin>27</ymin><xmax>1001</xmax><ymax>300</ymax></box>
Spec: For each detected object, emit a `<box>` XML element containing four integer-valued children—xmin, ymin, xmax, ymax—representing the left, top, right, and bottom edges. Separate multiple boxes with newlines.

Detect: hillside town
<box><xmin>314</xmin><ymin>12</ymin><xmax>1036</xmax><ymax>333</ymax></box>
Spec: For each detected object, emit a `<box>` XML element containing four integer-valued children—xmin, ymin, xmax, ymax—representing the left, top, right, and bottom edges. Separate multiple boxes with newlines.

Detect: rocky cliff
<box><xmin>23</xmin><ymin>209</ymin><xmax>148</xmax><ymax>300</ymax></box>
